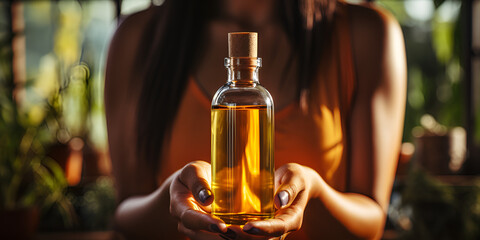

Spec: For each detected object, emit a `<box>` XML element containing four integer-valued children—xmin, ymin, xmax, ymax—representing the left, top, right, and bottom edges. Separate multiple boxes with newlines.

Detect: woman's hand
<box><xmin>237</xmin><ymin>163</ymin><xmax>321</xmax><ymax>239</ymax></box>
<box><xmin>170</xmin><ymin>160</ymin><xmax>239</xmax><ymax>240</ymax></box>
<box><xmin>170</xmin><ymin>161</ymin><xmax>320</xmax><ymax>240</ymax></box>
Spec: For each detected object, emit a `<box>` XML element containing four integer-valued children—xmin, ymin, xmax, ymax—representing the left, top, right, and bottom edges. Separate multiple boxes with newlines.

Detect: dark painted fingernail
<box><xmin>277</xmin><ymin>191</ymin><xmax>289</xmax><ymax>207</ymax></box>
<box><xmin>210</xmin><ymin>224</ymin><xmax>222</xmax><ymax>233</ymax></box>
<box><xmin>223</xmin><ymin>229</ymin><xmax>237</xmax><ymax>239</ymax></box>
<box><xmin>219</xmin><ymin>235</ymin><xmax>230</xmax><ymax>240</ymax></box>
<box><xmin>198</xmin><ymin>188</ymin><xmax>212</xmax><ymax>203</ymax></box>
<box><xmin>245</xmin><ymin>227</ymin><xmax>264</xmax><ymax>235</ymax></box>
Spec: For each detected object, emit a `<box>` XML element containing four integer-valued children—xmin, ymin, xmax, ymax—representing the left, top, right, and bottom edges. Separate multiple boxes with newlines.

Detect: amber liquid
<box><xmin>211</xmin><ymin>105</ymin><xmax>274</xmax><ymax>225</ymax></box>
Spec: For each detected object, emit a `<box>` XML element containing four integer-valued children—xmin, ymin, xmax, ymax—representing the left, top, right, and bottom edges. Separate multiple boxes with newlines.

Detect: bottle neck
<box><xmin>225</xmin><ymin>57</ymin><xmax>262</xmax><ymax>86</ymax></box>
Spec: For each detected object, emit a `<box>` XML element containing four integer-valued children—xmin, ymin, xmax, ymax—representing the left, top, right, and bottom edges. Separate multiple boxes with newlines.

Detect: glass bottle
<box><xmin>211</xmin><ymin>32</ymin><xmax>274</xmax><ymax>225</ymax></box>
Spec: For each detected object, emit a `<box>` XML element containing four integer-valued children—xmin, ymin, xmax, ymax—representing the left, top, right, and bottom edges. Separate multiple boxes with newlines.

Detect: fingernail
<box><xmin>198</xmin><ymin>188</ymin><xmax>212</xmax><ymax>203</ymax></box>
<box><xmin>243</xmin><ymin>224</ymin><xmax>252</xmax><ymax>231</ymax></box>
<box><xmin>278</xmin><ymin>191</ymin><xmax>289</xmax><ymax>207</ymax></box>
<box><xmin>224</xmin><ymin>229</ymin><xmax>237</xmax><ymax>239</ymax></box>
<box><xmin>245</xmin><ymin>227</ymin><xmax>264</xmax><ymax>235</ymax></box>
<box><xmin>210</xmin><ymin>224</ymin><xmax>222</xmax><ymax>233</ymax></box>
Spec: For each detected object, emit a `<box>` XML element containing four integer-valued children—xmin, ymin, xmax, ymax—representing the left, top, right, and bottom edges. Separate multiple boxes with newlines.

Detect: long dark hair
<box><xmin>136</xmin><ymin>0</ymin><xmax>336</xmax><ymax>172</ymax></box>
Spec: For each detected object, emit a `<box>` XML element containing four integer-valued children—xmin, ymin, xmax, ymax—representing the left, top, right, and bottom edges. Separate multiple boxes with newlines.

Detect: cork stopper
<box><xmin>228</xmin><ymin>32</ymin><xmax>258</xmax><ymax>58</ymax></box>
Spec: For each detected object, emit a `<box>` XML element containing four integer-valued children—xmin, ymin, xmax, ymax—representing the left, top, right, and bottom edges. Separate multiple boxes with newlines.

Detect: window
<box><xmin>368</xmin><ymin>0</ymin><xmax>479</xmax><ymax>174</ymax></box>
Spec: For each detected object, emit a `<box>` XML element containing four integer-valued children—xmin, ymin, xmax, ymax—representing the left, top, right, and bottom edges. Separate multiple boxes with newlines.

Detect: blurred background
<box><xmin>0</xmin><ymin>0</ymin><xmax>479</xmax><ymax>239</ymax></box>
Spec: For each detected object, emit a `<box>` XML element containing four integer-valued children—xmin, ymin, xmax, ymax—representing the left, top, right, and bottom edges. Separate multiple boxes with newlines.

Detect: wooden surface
<box><xmin>35</xmin><ymin>230</ymin><xmax>399</xmax><ymax>240</ymax></box>
<box><xmin>35</xmin><ymin>229</ymin><xmax>404</xmax><ymax>240</ymax></box>
<box><xmin>35</xmin><ymin>231</ymin><xmax>123</xmax><ymax>240</ymax></box>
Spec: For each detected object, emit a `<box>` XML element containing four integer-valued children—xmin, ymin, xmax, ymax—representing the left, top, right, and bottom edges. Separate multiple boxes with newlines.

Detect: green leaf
<box><xmin>43</xmin><ymin>157</ymin><xmax>68</xmax><ymax>188</ymax></box>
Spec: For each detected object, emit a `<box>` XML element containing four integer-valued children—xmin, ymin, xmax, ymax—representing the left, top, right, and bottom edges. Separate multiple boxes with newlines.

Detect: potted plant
<box><xmin>0</xmin><ymin>16</ymin><xmax>74</xmax><ymax>239</ymax></box>
<box><xmin>0</xmin><ymin>81</ymin><xmax>76</xmax><ymax>240</ymax></box>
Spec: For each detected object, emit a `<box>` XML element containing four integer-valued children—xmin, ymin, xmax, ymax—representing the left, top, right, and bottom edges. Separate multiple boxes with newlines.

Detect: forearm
<box><xmin>309</xmin><ymin>169</ymin><xmax>385</xmax><ymax>239</ymax></box>
<box><xmin>114</xmin><ymin>171</ymin><xmax>182</xmax><ymax>239</ymax></box>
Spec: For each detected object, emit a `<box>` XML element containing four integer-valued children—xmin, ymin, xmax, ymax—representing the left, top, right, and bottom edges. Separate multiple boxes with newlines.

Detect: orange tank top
<box><xmin>160</xmin><ymin>6</ymin><xmax>355</xmax><ymax>190</ymax></box>
<box><xmin>159</xmin><ymin>3</ymin><xmax>356</xmax><ymax>238</ymax></box>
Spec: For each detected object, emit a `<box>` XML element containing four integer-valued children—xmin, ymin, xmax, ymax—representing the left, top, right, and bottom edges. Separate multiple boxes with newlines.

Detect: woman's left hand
<box><xmin>225</xmin><ymin>163</ymin><xmax>320</xmax><ymax>239</ymax></box>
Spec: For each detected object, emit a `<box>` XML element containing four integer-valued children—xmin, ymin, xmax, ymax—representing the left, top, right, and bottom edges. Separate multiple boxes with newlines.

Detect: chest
<box><xmin>159</xmin><ymin>79</ymin><xmax>347</xmax><ymax>190</ymax></box>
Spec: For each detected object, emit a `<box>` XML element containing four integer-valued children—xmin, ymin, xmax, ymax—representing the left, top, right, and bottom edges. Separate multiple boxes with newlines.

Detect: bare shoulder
<box><xmin>109</xmin><ymin>6</ymin><xmax>162</xmax><ymax>54</ymax></box>
<box><xmin>105</xmin><ymin>6</ymin><xmax>163</xmax><ymax>101</ymax></box>
<box><xmin>104</xmin><ymin>6</ymin><xmax>162</xmax><ymax>146</ymax></box>
<box><xmin>106</xmin><ymin>6</ymin><xmax>164</xmax><ymax>77</ymax></box>
<box><xmin>342</xmin><ymin>2</ymin><xmax>406</xmax><ymax>92</ymax></box>
<box><xmin>345</xmin><ymin>2</ymin><xmax>401</xmax><ymax>37</ymax></box>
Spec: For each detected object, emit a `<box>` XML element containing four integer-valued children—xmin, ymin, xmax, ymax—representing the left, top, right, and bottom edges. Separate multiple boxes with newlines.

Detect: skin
<box><xmin>105</xmin><ymin>1</ymin><xmax>406</xmax><ymax>239</ymax></box>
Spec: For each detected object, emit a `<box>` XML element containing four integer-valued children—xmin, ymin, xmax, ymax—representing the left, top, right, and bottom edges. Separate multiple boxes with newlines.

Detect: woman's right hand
<box><xmin>170</xmin><ymin>161</ymin><xmax>235</xmax><ymax>239</ymax></box>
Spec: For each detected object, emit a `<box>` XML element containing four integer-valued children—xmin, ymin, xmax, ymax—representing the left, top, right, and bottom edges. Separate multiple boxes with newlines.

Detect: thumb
<box><xmin>274</xmin><ymin>166</ymin><xmax>305</xmax><ymax>209</ymax></box>
<box><xmin>179</xmin><ymin>161</ymin><xmax>213</xmax><ymax>206</ymax></box>
<box><xmin>274</xmin><ymin>190</ymin><xmax>290</xmax><ymax>209</ymax></box>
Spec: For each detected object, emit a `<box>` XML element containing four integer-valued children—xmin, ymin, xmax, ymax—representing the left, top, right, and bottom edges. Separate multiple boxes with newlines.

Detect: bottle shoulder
<box><xmin>211</xmin><ymin>83</ymin><xmax>274</xmax><ymax>107</ymax></box>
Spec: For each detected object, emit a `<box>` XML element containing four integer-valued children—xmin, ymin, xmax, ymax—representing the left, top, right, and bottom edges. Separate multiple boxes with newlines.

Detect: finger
<box><xmin>178</xmin><ymin>222</ymin><xmax>226</xmax><ymax>240</ymax></box>
<box><xmin>243</xmin><ymin>191</ymin><xmax>308</xmax><ymax>237</ymax></box>
<box><xmin>226</xmin><ymin>225</ymin><xmax>269</xmax><ymax>240</ymax></box>
<box><xmin>274</xmin><ymin>164</ymin><xmax>305</xmax><ymax>209</ymax></box>
<box><xmin>170</xmin><ymin>177</ymin><xmax>227</xmax><ymax>233</ymax></box>
<box><xmin>179</xmin><ymin>161</ymin><xmax>214</xmax><ymax>206</ymax></box>
<box><xmin>182</xmin><ymin>208</ymin><xmax>228</xmax><ymax>232</ymax></box>
<box><xmin>170</xmin><ymin>164</ymin><xmax>227</xmax><ymax>233</ymax></box>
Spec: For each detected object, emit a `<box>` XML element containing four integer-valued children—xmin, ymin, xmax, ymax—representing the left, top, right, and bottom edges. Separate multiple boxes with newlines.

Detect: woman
<box><xmin>105</xmin><ymin>0</ymin><xmax>406</xmax><ymax>239</ymax></box>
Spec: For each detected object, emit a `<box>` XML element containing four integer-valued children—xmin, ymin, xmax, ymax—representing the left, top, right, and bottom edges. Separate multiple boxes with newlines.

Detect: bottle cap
<box><xmin>228</xmin><ymin>32</ymin><xmax>257</xmax><ymax>58</ymax></box>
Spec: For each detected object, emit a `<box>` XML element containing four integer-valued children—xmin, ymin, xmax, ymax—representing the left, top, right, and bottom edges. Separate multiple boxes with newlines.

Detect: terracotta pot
<box><xmin>0</xmin><ymin>207</ymin><xmax>39</xmax><ymax>240</ymax></box>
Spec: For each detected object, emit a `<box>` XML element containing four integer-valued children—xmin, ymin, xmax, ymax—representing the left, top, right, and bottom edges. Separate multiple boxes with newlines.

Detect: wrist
<box><xmin>303</xmin><ymin>166</ymin><xmax>325</xmax><ymax>200</ymax></box>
